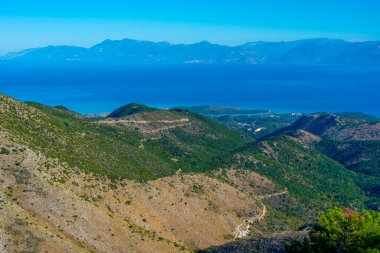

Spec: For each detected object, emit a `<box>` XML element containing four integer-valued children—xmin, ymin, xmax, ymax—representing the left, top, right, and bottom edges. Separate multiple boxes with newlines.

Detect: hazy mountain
<box><xmin>1</xmin><ymin>45</ymin><xmax>88</xmax><ymax>61</ymax></box>
<box><xmin>2</xmin><ymin>38</ymin><xmax>380</xmax><ymax>65</ymax></box>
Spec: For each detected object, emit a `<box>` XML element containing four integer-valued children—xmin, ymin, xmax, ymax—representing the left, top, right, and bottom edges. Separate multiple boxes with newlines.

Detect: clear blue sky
<box><xmin>1</xmin><ymin>0</ymin><xmax>379</xmax><ymax>54</ymax></box>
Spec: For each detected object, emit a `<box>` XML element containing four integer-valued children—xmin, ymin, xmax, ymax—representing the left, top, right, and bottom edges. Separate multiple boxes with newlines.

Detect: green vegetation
<box><xmin>2</xmin><ymin>95</ymin><xmax>379</xmax><ymax>250</ymax></box>
<box><xmin>0</xmin><ymin>147</ymin><xmax>10</xmax><ymax>155</ymax></box>
<box><xmin>236</xmin><ymin>136</ymin><xmax>366</xmax><ymax>225</ymax></box>
<box><xmin>318</xmin><ymin>139</ymin><xmax>380</xmax><ymax>211</ymax></box>
<box><xmin>0</xmin><ymin>96</ymin><xmax>244</xmax><ymax>181</ymax></box>
<box><xmin>216</xmin><ymin>113</ymin><xmax>301</xmax><ymax>139</ymax></box>
<box><xmin>107</xmin><ymin>103</ymin><xmax>157</xmax><ymax>118</ymax></box>
<box><xmin>173</xmin><ymin>105</ymin><xmax>269</xmax><ymax>116</ymax></box>
<box><xmin>318</xmin><ymin>140</ymin><xmax>380</xmax><ymax>177</ymax></box>
<box><xmin>286</xmin><ymin>208</ymin><xmax>380</xmax><ymax>253</ymax></box>
<box><xmin>1</xmin><ymin>98</ymin><xmax>174</xmax><ymax>180</ymax></box>
<box><xmin>199</xmin><ymin>235</ymin><xmax>299</xmax><ymax>253</ymax></box>
<box><xmin>265</xmin><ymin>112</ymin><xmax>380</xmax><ymax>211</ymax></box>
<box><xmin>336</xmin><ymin>112</ymin><xmax>379</xmax><ymax>122</ymax></box>
<box><xmin>144</xmin><ymin>110</ymin><xmax>246</xmax><ymax>174</ymax></box>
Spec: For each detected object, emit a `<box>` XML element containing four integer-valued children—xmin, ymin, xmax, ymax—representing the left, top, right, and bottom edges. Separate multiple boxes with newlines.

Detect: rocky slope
<box><xmin>0</xmin><ymin>129</ymin><xmax>290</xmax><ymax>252</ymax></box>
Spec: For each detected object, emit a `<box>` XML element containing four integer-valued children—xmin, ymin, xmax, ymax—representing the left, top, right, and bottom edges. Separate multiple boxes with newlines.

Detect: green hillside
<box><xmin>174</xmin><ymin>105</ymin><xmax>269</xmax><ymax>115</ymax></box>
<box><xmin>104</xmin><ymin>108</ymin><xmax>247</xmax><ymax>174</ymax></box>
<box><xmin>107</xmin><ymin>103</ymin><xmax>157</xmax><ymax>118</ymax></box>
<box><xmin>236</xmin><ymin>136</ymin><xmax>366</xmax><ymax>219</ymax></box>
<box><xmin>2</xmin><ymin>94</ymin><xmax>376</xmax><ymax>253</ymax></box>
<box><xmin>0</xmin><ymin>95</ymin><xmax>244</xmax><ymax>181</ymax></box>
<box><xmin>200</xmin><ymin>135</ymin><xmax>368</xmax><ymax>252</ymax></box>
<box><xmin>0</xmin><ymin>95</ymin><xmax>369</xmax><ymax>208</ymax></box>
<box><xmin>267</xmin><ymin>113</ymin><xmax>380</xmax><ymax>211</ymax></box>
<box><xmin>318</xmin><ymin>139</ymin><xmax>380</xmax><ymax>210</ymax></box>
<box><xmin>336</xmin><ymin>112</ymin><xmax>380</xmax><ymax>122</ymax></box>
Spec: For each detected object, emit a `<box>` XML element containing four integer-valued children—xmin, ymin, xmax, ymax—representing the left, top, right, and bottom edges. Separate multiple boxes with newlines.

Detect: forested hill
<box><xmin>267</xmin><ymin>112</ymin><xmax>380</xmax><ymax>210</ymax></box>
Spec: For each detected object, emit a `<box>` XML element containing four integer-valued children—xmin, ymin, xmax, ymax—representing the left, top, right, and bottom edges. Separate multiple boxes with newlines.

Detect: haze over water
<box><xmin>1</xmin><ymin>63</ymin><xmax>379</xmax><ymax>116</ymax></box>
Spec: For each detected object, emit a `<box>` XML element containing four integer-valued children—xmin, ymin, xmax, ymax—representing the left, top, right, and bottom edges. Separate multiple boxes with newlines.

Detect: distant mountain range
<box><xmin>1</xmin><ymin>38</ymin><xmax>380</xmax><ymax>65</ymax></box>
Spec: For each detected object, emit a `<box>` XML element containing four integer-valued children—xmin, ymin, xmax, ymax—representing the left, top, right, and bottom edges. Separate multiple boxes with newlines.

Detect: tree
<box><xmin>286</xmin><ymin>208</ymin><xmax>380</xmax><ymax>253</ymax></box>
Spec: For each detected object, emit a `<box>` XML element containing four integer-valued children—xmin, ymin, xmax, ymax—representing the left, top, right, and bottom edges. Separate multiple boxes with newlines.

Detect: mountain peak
<box><xmin>107</xmin><ymin>103</ymin><xmax>157</xmax><ymax>118</ymax></box>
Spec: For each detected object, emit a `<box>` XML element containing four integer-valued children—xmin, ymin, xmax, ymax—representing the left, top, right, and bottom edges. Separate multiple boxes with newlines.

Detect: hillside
<box><xmin>269</xmin><ymin>113</ymin><xmax>380</xmax><ymax>176</ymax></box>
<box><xmin>198</xmin><ymin>115</ymin><xmax>379</xmax><ymax>252</ymax></box>
<box><xmin>199</xmin><ymin>134</ymin><xmax>368</xmax><ymax>252</ymax></box>
<box><xmin>0</xmin><ymin>96</ymin><xmax>171</xmax><ymax>181</ymax></box>
<box><xmin>107</xmin><ymin>103</ymin><xmax>157</xmax><ymax>118</ymax></box>
<box><xmin>268</xmin><ymin>113</ymin><xmax>380</xmax><ymax>210</ymax></box>
<box><xmin>1</xmin><ymin>132</ymin><xmax>280</xmax><ymax>252</ymax></box>
<box><xmin>0</xmin><ymin>95</ymin><xmax>248</xmax><ymax>180</ymax></box>
<box><xmin>199</xmin><ymin>233</ymin><xmax>306</xmax><ymax>253</ymax></box>
<box><xmin>272</xmin><ymin>113</ymin><xmax>380</xmax><ymax>141</ymax></box>
<box><xmin>215</xmin><ymin>113</ymin><xmax>302</xmax><ymax>140</ymax></box>
<box><xmin>232</xmin><ymin>136</ymin><xmax>365</xmax><ymax>225</ymax></box>
<box><xmin>0</xmin><ymin>95</ymin><xmax>374</xmax><ymax>252</ymax></box>
<box><xmin>2</xmin><ymin>38</ymin><xmax>380</xmax><ymax>66</ymax></box>
<box><xmin>0</xmin><ymin>95</ymin><xmax>262</xmax><ymax>252</ymax></box>
<box><xmin>174</xmin><ymin>106</ymin><xmax>269</xmax><ymax>116</ymax></box>
<box><xmin>1</xmin><ymin>95</ymin><xmax>268</xmax><ymax>252</ymax></box>
<box><xmin>101</xmin><ymin>108</ymin><xmax>246</xmax><ymax>174</ymax></box>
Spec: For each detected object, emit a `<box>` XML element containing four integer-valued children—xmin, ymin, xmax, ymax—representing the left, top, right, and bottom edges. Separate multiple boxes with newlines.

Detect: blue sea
<box><xmin>0</xmin><ymin>63</ymin><xmax>379</xmax><ymax>116</ymax></box>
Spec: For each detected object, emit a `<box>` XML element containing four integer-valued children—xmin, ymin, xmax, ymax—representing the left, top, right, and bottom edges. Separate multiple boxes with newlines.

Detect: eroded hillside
<box><xmin>0</xmin><ymin>130</ymin><xmax>291</xmax><ymax>252</ymax></box>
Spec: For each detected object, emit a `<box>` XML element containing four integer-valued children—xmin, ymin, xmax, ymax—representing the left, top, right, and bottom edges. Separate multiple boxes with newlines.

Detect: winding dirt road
<box><xmin>234</xmin><ymin>189</ymin><xmax>288</xmax><ymax>239</ymax></box>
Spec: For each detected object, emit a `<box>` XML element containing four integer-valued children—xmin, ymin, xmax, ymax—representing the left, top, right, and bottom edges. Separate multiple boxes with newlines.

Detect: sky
<box><xmin>0</xmin><ymin>0</ymin><xmax>380</xmax><ymax>54</ymax></box>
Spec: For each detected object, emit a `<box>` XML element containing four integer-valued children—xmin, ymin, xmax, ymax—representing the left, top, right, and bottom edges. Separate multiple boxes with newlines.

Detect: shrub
<box><xmin>286</xmin><ymin>208</ymin><xmax>380</xmax><ymax>253</ymax></box>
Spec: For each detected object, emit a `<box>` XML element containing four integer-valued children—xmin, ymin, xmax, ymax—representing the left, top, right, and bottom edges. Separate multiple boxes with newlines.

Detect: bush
<box><xmin>0</xmin><ymin>147</ymin><xmax>10</xmax><ymax>155</ymax></box>
<box><xmin>286</xmin><ymin>208</ymin><xmax>380</xmax><ymax>253</ymax></box>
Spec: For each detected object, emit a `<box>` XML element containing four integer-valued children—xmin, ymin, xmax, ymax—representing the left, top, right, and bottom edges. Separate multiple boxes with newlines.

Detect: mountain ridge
<box><xmin>2</xmin><ymin>38</ymin><xmax>380</xmax><ymax>65</ymax></box>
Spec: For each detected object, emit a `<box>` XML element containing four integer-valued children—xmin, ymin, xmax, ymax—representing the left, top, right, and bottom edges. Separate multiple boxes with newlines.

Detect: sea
<box><xmin>0</xmin><ymin>63</ymin><xmax>379</xmax><ymax>116</ymax></box>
